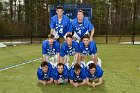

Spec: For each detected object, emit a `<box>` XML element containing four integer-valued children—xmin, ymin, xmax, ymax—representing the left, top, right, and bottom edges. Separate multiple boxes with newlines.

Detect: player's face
<box><xmin>56</xmin><ymin>9</ymin><xmax>63</xmax><ymax>17</ymax></box>
<box><xmin>42</xmin><ymin>65</ymin><xmax>48</xmax><ymax>73</ymax></box>
<box><xmin>57</xmin><ymin>65</ymin><xmax>64</xmax><ymax>74</ymax></box>
<box><xmin>66</xmin><ymin>37</ymin><xmax>72</xmax><ymax>46</ymax></box>
<box><xmin>89</xmin><ymin>68</ymin><xmax>96</xmax><ymax>75</ymax></box>
<box><xmin>77</xmin><ymin>12</ymin><xmax>84</xmax><ymax>20</ymax></box>
<box><xmin>82</xmin><ymin>38</ymin><xmax>90</xmax><ymax>46</ymax></box>
<box><xmin>74</xmin><ymin>69</ymin><xmax>81</xmax><ymax>75</ymax></box>
<box><xmin>48</xmin><ymin>38</ymin><xmax>54</xmax><ymax>45</ymax></box>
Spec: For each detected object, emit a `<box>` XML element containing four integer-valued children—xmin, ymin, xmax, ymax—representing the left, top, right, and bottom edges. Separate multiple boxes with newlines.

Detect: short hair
<box><xmin>82</xmin><ymin>34</ymin><xmax>90</xmax><ymax>40</ymax></box>
<box><xmin>66</xmin><ymin>34</ymin><xmax>73</xmax><ymax>39</ymax></box>
<box><xmin>74</xmin><ymin>63</ymin><xmax>81</xmax><ymax>71</ymax></box>
<box><xmin>88</xmin><ymin>63</ymin><xmax>96</xmax><ymax>70</ymax></box>
<box><xmin>78</xmin><ymin>10</ymin><xmax>84</xmax><ymax>14</ymax></box>
<box><xmin>57</xmin><ymin>63</ymin><xmax>64</xmax><ymax>68</ymax></box>
<box><xmin>56</xmin><ymin>5</ymin><xmax>63</xmax><ymax>10</ymax></box>
<box><xmin>41</xmin><ymin>61</ymin><xmax>48</xmax><ymax>67</ymax></box>
<box><xmin>48</xmin><ymin>34</ymin><xmax>54</xmax><ymax>39</ymax></box>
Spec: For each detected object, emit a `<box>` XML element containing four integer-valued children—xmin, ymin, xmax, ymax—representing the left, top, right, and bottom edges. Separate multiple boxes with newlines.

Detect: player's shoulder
<box><xmin>71</xmin><ymin>18</ymin><xmax>78</xmax><ymax>24</ymax></box>
<box><xmin>79</xmin><ymin>41</ymin><xmax>84</xmax><ymax>45</ymax></box>
<box><xmin>72</xmin><ymin>40</ymin><xmax>79</xmax><ymax>45</ymax></box>
<box><xmin>90</xmin><ymin>41</ymin><xmax>96</xmax><ymax>45</ymax></box>
<box><xmin>63</xmin><ymin>15</ymin><xmax>70</xmax><ymax>20</ymax></box>
<box><xmin>51</xmin><ymin>15</ymin><xmax>57</xmax><ymax>19</ymax></box>
<box><xmin>42</xmin><ymin>40</ymin><xmax>48</xmax><ymax>44</ymax></box>
<box><xmin>61</xmin><ymin>42</ymin><xmax>67</xmax><ymax>46</ymax></box>
<box><xmin>83</xmin><ymin>17</ymin><xmax>90</xmax><ymax>22</ymax></box>
<box><xmin>37</xmin><ymin>67</ymin><xmax>43</xmax><ymax>73</ymax></box>
<box><xmin>54</xmin><ymin>40</ymin><xmax>60</xmax><ymax>45</ymax></box>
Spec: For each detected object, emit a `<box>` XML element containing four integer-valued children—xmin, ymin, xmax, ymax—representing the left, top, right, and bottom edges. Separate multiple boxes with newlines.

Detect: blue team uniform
<box><xmin>86</xmin><ymin>65</ymin><xmax>104</xmax><ymax>81</ymax></box>
<box><xmin>79</xmin><ymin>41</ymin><xmax>97</xmax><ymax>56</ymax></box>
<box><xmin>60</xmin><ymin>41</ymin><xmax>80</xmax><ymax>57</ymax></box>
<box><xmin>42</xmin><ymin>40</ymin><xmax>60</xmax><ymax>56</ymax></box>
<box><xmin>69</xmin><ymin>68</ymin><xmax>87</xmax><ymax>82</ymax></box>
<box><xmin>53</xmin><ymin>65</ymin><xmax>69</xmax><ymax>81</ymax></box>
<box><xmin>50</xmin><ymin>14</ymin><xmax>72</xmax><ymax>37</ymax></box>
<box><xmin>71</xmin><ymin>17</ymin><xmax>94</xmax><ymax>39</ymax></box>
<box><xmin>37</xmin><ymin>63</ymin><xmax>53</xmax><ymax>81</ymax></box>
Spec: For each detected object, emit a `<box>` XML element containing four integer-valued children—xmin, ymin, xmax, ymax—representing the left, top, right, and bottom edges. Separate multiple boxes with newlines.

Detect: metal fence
<box><xmin>0</xmin><ymin>35</ymin><xmax>140</xmax><ymax>46</ymax></box>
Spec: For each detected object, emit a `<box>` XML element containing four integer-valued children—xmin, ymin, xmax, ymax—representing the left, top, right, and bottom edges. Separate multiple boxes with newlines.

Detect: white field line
<box><xmin>0</xmin><ymin>58</ymin><xmax>42</xmax><ymax>71</ymax></box>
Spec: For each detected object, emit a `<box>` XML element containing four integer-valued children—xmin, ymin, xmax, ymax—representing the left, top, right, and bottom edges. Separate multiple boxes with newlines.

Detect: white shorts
<box><xmin>44</xmin><ymin>54</ymin><xmax>58</xmax><ymax>68</ymax></box>
<box><xmin>86</xmin><ymin>57</ymin><xmax>102</xmax><ymax>67</ymax></box>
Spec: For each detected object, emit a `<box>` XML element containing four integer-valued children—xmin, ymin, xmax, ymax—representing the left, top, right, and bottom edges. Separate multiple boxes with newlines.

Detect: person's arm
<box><xmin>94</xmin><ymin>77</ymin><xmax>103</xmax><ymax>86</ymax></box>
<box><xmin>74</xmin><ymin>53</ymin><xmax>80</xmax><ymax>63</ymax></box>
<box><xmin>78</xmin><ymin>78</ymin><xmax>87</xmax><ymax>86</ymax></box>
<box><xmin>50</xmin><ymin>28</ymin><xmax>54</xmax><ymax>35</ymax></box>
<box><xmin>43</xmin><ymin>55</ymin><xmax>46</xmax><ymax>61</ymax></box>
<box><xmin>54</xmin><ymin>80</ymin><xmax>58</xmax><ymax>84</ymax></box>
<box><xmin>46</xmin><ymin>78</ymin><xmax>53</xmax><ymax>84</ymax></box>
<box><xmin>70</xmin><ymin>80</ymin><xmax>79</xmax><ymax>87</ymax></box>
<box><xmin>86</xmin><ymin>78</ymin><xmax>93</xmax><ymax>87</ymax></box>
<box><xmin>93</xmin><ymin>53</ymin><xmax>98</xmax><ymax>65</ymax></box>
<box><xmin>57</xmin><ymin>53</ymin><xmax>60</xmax><ymax>63</ymax></box>
<box><xmin>90</xmin><ymin>28</ymin><xmax>94</xmax><ymax>41</ymax></box>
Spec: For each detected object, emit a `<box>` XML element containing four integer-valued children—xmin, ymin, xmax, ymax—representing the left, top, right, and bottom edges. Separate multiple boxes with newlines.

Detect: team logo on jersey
<box><xmin>47</xmin><ymin>48</ymin><xmax>56</xmax><ymax>56</ymax></box>
<box><xmin>82</xmin><ymin>48</ymin><xmax>90</xmax><ymax>55</ymax></box>
<box><xmin>67</xmin><ymin>47</ymin><xmax>76</xmax><ymax>56</ymax></box>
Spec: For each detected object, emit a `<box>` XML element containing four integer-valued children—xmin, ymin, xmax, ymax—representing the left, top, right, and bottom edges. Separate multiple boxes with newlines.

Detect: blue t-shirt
<box><xmin>86</xmin><ymin>65</ymin><xmax>104</xmax><ymax>80</ymax></box>
<box><xmin>42</xmin><ymin>40</ymin><xmax>60</xmax><ymax>56</ymax></box>
<box><xmin>79</xmin><ymin>41</ymin><xmax>97</xmax><ymax>56</ymax></box>
<box><xmin>50</xmin><ymin>14</ymin><xmax>72</xmax><ymax>37</ymax></box>
<box><xmin>60</xmin><ymin>41</ymin><xmax>80</xmax><ymax>57</ymax></box>
<box><xmin>37</xmin><ymin>63</ymin><xmax>53</xmax><ymax>80</ymax></box>
<box><xmin>53</xmin><ymin>65</ymin><xmax>69</xmax><ymax>80</ymax></box>
<box><xmin>69</xmin><ymin>68</ymin><xmax>87</xmax><ymax>82</ymax></box>
<box><xmin>71</xmin><ymin>17</ymin><xmax>94</xmax><ymax>39</ymax></box>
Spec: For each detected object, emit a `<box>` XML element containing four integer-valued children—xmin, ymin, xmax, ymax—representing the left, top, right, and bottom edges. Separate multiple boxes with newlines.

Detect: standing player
<box><xmin>86</xmin><ymin>63</ymin><xmax>104</xmax><ymax>87</ymax></box>
<box><xmin>42</xmin><ymin>34</ymin><xmax>60</xmax><ymax>68</ymax></box>
<box><xmin>50</xmin><ymin>6</ymin><xmax>72</xmax><ymax>40</ymax></box>
<box><xmin>69</xmin><ymin>63</ymin><xmax>87</xmax><ymax>87</ymax></box>
<box><xmin>71</xmin><ymin>10</ymin><xmax>95</xmax><ymax>41</ymax></box>
<box><xmin>79</xmin><ymin>34</ymin><xmax>101</xmax><ymax>67</ymax></box>
<box><xmin>37</xmin><ymin>61</ymin><xmax>53</xmax><ymax>85</ymax></box>
<box><xmin>53</xmin><ymin>63</ymin><xmax>69</xmax><ymax>84</ymax></box>
<box><xmin>60</xmin><ymin>34</ymin><xmax>80</xmax><ymax>67</ymax></box>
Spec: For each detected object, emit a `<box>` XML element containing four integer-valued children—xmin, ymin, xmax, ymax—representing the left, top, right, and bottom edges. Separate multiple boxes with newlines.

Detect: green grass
<box><xmin>0</xmin><ymin>44</ymin><xmax>140</xmax><ymax>93</ymax></box>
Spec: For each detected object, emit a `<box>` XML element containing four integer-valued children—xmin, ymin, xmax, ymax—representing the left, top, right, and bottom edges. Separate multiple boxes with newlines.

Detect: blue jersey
<box><xmin>37</xmin><ymin>63</ymin><xmax>53</xmax><ymax>80</ymax></box>
<box><xmin>42</xmin><ymin>40</ymin><xmax>60</xmax><ymax>56</ymax></box>
<box><xmin>60</xmin><ymin>41</ymin><xmax>80</xmax><ymax>57</ymax></box>
<box><xmin>71</xmin><ymin>17</ymin><xmax>94</xmax><ymax>39</ymax></box>
<box><xmin>50</xmin><ymin>14</ymin><xmax>72</xmax><ymax>37</ymax></box>
<box><xmin>86</xmin><ymin>65</ymin><xmax>104</xmax><ymax>80</ymax></box>
<box><xmin>69</xmin><ymin>68</ymin><xmax>87</xmax><ymax>82</ymax></box>
<box><xmin>53</xmin><ymin>65</ymin><xmax>69</xmax><ymax>80</ymax></box>
<box><xmin>79</xmin><ymin>41</ymin><xmax>97</xmax><ymax>56</ymax></box>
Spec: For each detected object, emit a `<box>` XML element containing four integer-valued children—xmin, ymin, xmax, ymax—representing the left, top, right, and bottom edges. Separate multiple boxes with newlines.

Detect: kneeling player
<box><xmin>42</xmin><ymin>34</ymin><xmax>60</xmax><ymax>68</ymax></box>
<box><xmin>53</xmin><ymin>63</ymin><xmax>69</xmax><ymax>84</ymax></box>
<box><xmin>79</xmin><ymin>34</ymin><xmax>101</xmax><ymax>67</ymax></box>
<box><xmin>37</xmin><ymin>61</ymin><xmax>53</xmax><ymax>85</ymax></box>
<box><xmin>86</xmin><ymin>63</ymin><xmax>104</xmax><ymax>87</ymax></box>
<box><xmin>69</xmin><ymin>63</ymin><xmax>87</xmax><ymax>87</ymax></box>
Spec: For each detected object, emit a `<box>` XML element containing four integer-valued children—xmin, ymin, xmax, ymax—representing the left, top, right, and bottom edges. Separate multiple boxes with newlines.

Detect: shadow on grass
<box><xmin>36</xmin><ymin>81</ymin><xmax>106</xmax><ymax>93</ymax></box>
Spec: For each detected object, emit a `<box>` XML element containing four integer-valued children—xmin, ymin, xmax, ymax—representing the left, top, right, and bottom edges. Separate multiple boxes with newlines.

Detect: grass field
<box><xmin>0</xmin><ymin>44</ymin><xmax>140</xmax><ymax>93</ymax></box>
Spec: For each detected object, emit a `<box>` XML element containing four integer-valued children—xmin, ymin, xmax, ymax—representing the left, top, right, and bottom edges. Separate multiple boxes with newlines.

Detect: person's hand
<box><xmin>58</xmin><ymin>78</ymin><xmax>63</xmax><ymax>84</ymax></box>
<box><xmin>90</xmin><ymin>37</ymin><xmax>93</xmax><ymax>41</ymax></box>
<box><xmin>74</xmin><ymin>83</ymin><xmax>79</xmax><ymax>87</ymax></box>
<box><xmin>92</xmin><ymin>81</ymin><xmax>96</xmax><ymax>87</ymax></box>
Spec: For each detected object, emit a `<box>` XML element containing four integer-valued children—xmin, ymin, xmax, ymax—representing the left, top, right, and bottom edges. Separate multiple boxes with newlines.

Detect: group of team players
<box><xmin>37</xmin><ymin>6</ymin><xmax>104</xmax><ymax>87</ymax></box>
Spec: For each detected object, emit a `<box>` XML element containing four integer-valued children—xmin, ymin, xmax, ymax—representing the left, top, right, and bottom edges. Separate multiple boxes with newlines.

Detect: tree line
<box><xmin>0</xmin><ymin>0</ymin><xmax>140</xmax><ymax>36</ymax></box>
